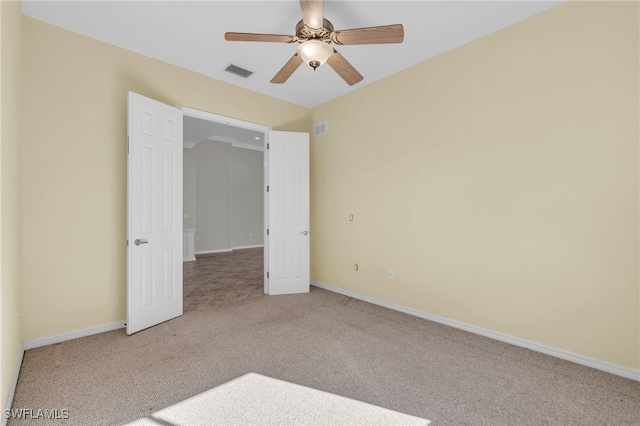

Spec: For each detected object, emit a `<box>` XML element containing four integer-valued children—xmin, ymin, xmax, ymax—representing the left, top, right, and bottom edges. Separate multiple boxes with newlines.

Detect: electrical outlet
<box><xmin>387</xmin><ymin>269</ymin><xmax>394</xmax><ymax>279</ymax></box>
<box><xmin>349</xmin><ymin>214</ymin><xmax>354</xmax><ymax>222</ymax></box>
<box><xmin>354</xmin><ymin>264</ymin><xmax>359</xmax><ymax>271</ymax></box>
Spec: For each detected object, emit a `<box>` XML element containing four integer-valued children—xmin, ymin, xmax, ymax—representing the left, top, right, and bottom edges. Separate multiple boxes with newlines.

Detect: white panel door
<box><xmin>267</xmin><ymin>131</ymin><xmax>310</xmax><ymax>295</ymax></box>
<box><xmin>127</xmin><ymin>92</ymin><xmax>183</xmax><ymax>334</ymax></box>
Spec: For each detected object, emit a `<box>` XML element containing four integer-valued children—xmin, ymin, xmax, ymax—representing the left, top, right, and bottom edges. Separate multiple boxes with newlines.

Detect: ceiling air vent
<box><xmin>314</xmin><ymin>122</ymin><xmax>327</xmax><ymax>136</ymax></box>
<box><xmin>224</xmin><ymin>64</ymin><xmax>254</xmax><ymax>79</ymax></box>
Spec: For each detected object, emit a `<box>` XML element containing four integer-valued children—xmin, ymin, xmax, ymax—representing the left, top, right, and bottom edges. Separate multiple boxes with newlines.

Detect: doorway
<box><xmin>180</xmin><ymin>107</ymin><xmax>268</xmax><ymax>311</ymax></box>
<box><xmin>127</xmin><ymin>93</ymin><xmax>310</xmax><ymax>334</ymax></box>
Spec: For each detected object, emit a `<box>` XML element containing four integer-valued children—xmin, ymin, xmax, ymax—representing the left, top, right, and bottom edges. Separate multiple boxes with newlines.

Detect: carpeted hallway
<box><xmin>183</xmin><ymin>248</ymin><xmax>265</xmax><ymax>312</ymax></box>
<box><xmin>8</xmin><ymin>266</ymin><xmax>640</xmax><ymax>425</ymax></box>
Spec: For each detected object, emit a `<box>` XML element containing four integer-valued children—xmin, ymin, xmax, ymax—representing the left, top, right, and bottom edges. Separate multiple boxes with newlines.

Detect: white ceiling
<box><xmin>184</xmin><ymin>115</ymin><xmax>264</xmax><ymax>149</ymax></box>
<box><xmin>22</xmin><ymin>1</ymin><xmax>564</xmax><ymax>108</ymax></box>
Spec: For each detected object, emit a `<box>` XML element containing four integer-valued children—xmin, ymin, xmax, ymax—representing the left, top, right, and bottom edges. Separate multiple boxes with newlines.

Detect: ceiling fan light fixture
<box><xmin>297</xmin><ymin>40</ymin><xmax>333</xmax><ymax>70</ymax></box>
<box><xmin>226</xmin><ymin>0</ymin><xmax>403</xmax><ymax>85</ymax></box>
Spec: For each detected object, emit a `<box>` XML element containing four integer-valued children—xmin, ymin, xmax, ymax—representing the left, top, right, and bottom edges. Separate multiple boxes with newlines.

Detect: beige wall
<box><xmin>231</xmin><ymin>146</ymin><xmax>264</xmax><ymax>248</ymax></box>
<box><xmin>18</xmin><ymin>1</ymin><xmax>639</xmax><ymax>373</ymax></box>
<box><xmin>195</xmin><ymin>140</ymin><xmax>232</xmax><ymax>252</ymax></box>
<box><xmin>183</xmin><ymin>148</ymin><xmax>196</xmax><ymax>231</ymax></box>
<box><xmin>310</xmin><ymin>1</ymin><xmax>639</xmax><ymax>369</ymax></box>
<box><xmin>191</xmin><ymin>142</ymin><xmax>264</xmax><ymax>252</ymax></box>
<box><xmin>21</xmin><ymin>16</ymin><xmax>310</xmax><ymax>341</ymax></box>
<box><xmin>1</xmin><ymin>0</ymin><xmax>23</xmax><ymax>408</ymax></box>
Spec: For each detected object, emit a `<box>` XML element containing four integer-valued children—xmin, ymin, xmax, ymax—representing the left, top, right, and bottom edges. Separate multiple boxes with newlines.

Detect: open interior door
<box><xmin>127</xmin><ymin>92</ymin><xmax>183</xmax><ymax>334</ymax></box>
<box><xmin>267</xmin><ymin>131</ymin><xmax>310</xmax><ymax>295</ymax></box>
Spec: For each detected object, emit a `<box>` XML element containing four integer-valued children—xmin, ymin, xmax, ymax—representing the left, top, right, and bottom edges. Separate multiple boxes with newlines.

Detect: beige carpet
<box><xmin>9</xmin><ymin>287</ymin><xmax>640</xmax><ymax>425</ymax></box>
<box><xmin>126</xmin><ymin>373</ymin><xmax>430</xmax><ymax>425</ymax></box>
<box><xmin>183</xmin><ymin>248</ymin><xmax>264</xmax><ymax>312</ymax></box>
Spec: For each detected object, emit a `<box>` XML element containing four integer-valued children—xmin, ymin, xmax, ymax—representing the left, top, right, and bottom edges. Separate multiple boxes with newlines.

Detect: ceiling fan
<box><xmin>225</xmin><ymin>0</ymin><xmax>404</xmax><ymax>86</ymax></box>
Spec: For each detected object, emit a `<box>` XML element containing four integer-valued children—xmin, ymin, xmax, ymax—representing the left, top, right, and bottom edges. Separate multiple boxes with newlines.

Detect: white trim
<box><xmin>177</xmin><ymin>106</ymin><xmax>271</xmax><ymax>134</ymax></box>
<box><xmin>232</xmin><ymin>244</ymin><xmax>264</xmax><ymax>250</ymax></box>
<box><xmin>2</xmin><ymin>348</ymin><xmax>24</xmax><ymax>426</ymax></box>
<box><xmin>192</xmin><ymin>136</ymin><xmax>263</xmax><ymax>152</ymax></box>
<box><xmin>195</xmin><ymin>246</ymin><xmax>263</xmax><ymax>255</ymax></box>
<box><xmin>195</xmin><ymin>248</ymin><xmax>233</xmax><ymax>255</ymax></box>
<box><xmin>22</xmin><ymin>321</ymin><xmax>126</xmax><ymax>350</ymax></box>
<box><xmin>232</xmin><ymin>142</ymin><xmax>264</xmax><ymax>152</ymax></box>
<box><xmin>263</xmin><ymin>132</ymin><xmax>269</xmax><ymax>294</ymax></box>
<box><xmin>311</xmin><ymin>281</ymin><xmax>640</xmax><ymax>382</ymax></box>
<box><xmin>230</xmin><ymin>141</ymin><xmax>234</xmax><ymax>254</ymax></box>
<box><xmin>207</xmin><ymin>135</ymin><xmax>235</xmax><ymax>144</ymax></box>
<box><xmin>183</xmin><ymin>229</ymin><xmax>196</xmax><ymax>262</ymax></box>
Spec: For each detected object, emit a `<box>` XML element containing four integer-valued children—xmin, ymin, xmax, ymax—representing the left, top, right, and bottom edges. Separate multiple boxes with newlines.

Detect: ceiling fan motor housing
<box><xmin>295</xmin><ymin>19</ymin><xmax>334</xmax><ymax>43</ymax></box>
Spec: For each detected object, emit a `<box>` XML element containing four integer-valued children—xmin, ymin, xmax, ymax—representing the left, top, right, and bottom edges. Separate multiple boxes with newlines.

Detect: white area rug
<box><xmin>128</xmin><ymin>373</ymin><xmax>431</xmax><ymax>425</ymax></box>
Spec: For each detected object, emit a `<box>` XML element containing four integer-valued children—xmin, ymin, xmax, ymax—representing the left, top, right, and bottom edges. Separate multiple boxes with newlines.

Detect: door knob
<box><xmin>134</xmin><ymin>239</ymin><xmax>148</xmax><ymax>246</ymax></box>
<box><xmin>300</xmin><ymin>231</ymin><xmax>309</xmax><ymax>235</ymax></box>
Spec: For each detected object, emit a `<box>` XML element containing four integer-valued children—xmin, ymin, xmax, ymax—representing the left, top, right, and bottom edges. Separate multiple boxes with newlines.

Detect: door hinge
<box><xmin>267</xmin><ymin>271</ymin><xmax>269</xmax><ymax>278</ymax></box>
<box><xmin>267</xmin><ymin>229</ymin><xmax>269</xmax><ymax>235</ymax></box>
<box><xmin>126</xmin><ymin>239</ymin><xmax>128</xmax><ymax>246</ymax></box>
<box><xmin>267</xmin><ymin>143</ymin><xmax>269</xmax><ymax>150</ymax></box>
<box><xmin>127</xmin><ymin>136</ymin><xmax>129</xmax><ymax>154</ymax></box>
<box><xmin>267</xmin><ymin>185</ymin><xmax>269</xmax><ymax>192</ymax></box>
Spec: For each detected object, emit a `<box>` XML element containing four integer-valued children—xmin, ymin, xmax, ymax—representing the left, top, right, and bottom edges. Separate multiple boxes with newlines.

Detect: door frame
<box><xmin>177</xmin><ymin>106</ymin><xmax>272</xmax><ymax>294</ymax></box>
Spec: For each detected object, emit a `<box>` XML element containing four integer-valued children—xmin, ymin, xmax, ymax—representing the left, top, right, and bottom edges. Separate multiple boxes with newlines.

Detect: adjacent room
<box><xmin>182</xmin><ymin>115</ymin><xmax>266</xmax><ymax>312</ymax></box>
<box><xmin>1</xmin><ymin>0</ymin><xmax>638</xmax><ymax>425</ymax></box>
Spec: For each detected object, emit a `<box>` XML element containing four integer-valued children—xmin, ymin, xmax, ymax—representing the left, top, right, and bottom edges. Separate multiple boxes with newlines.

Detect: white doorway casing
<box><xmin>127</xmin><ymin>95</ymin><xmax>310</xmax><ymax>335</ymax></box>
<box><xmin>183</xmin><ymin>229</ymin><xmax>196</xmax><ymax>262</ymax></box>
<box><xmin>179</xmin><ymin>106</ymin><xmax>271</xmax><ymax>293</ymax></box>
<box><xmin>177</xmin><ymin>106</ymin><xmax>310</xmax><ymax>296</ymax></box>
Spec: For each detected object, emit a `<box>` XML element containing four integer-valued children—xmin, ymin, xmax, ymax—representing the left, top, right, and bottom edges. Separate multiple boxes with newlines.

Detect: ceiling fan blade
<box><xmin>225</xmin><ymin>32</ymin><xmax>296</xmax><ymax>43</ymax></box>
<box><xmin>271</xmin><ymin>53</ymin><xmax>304</xmax><ymax>84</ymax></box>
<box><xmin>326</xmin><ymin>50</ymin><xmax>363</xmax><ymax>86</ymax></box>
<box><xmin>300</xmin><ymin>0</ymin><xmax>324</xmax><ymax>29</ymax></box>
<box><xmin>332</xmin><ymin>24</ymin><xmax>404</xmax><ymax>45</ymax></box>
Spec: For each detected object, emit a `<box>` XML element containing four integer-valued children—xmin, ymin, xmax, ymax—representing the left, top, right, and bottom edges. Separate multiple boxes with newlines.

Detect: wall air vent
<box><xmin>314</xmin><ymin>122</ymin><xmax>327</xmax><ymax>136</ymax></box>
<box><xmin>224</xmin><ymin>64</ymin><xmax>254</xmax><ymax>79</ymax></box>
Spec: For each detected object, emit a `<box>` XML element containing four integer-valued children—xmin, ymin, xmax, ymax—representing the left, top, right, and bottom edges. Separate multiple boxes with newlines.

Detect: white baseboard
<box><xmin>183</xmin><ymin>255</ymin><xmax>196</xmax><ymax>262</ymax></box>
<box><xmin>232</xmin><ymin>244</ymin><xmax>264</xmax><ymax>250</ymax></box>
<box><xmin>195</xmin><ymin>248</ymin><xmax>232</xmax><ymax>255</ymax></box>
<box><xmin>1</xmin><ymin>348</ymin><xmax>24</xmax><ymax>426</ymax></box>
<box><xmin>311</xmin><ymin>281</ymin><xmax>640</xmax><ymax>382</ymax></box>
<box><xmin>196</xmin><ymin>245</ymin><xmax>263</xmax><ymax>256</ymax></box>
<box><xmin>22</xmin><ymin>320</ymin><xmax>126</xmax><ymax>350</ymax></box>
